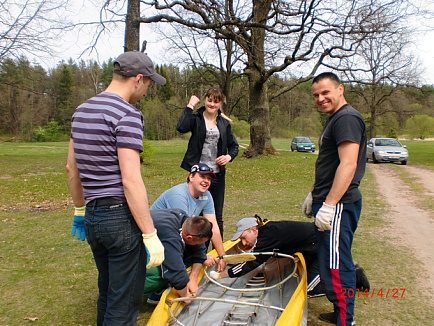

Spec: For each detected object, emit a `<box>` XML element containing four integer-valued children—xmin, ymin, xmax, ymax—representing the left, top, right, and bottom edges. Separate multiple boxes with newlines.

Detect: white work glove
<box><xmin>142</xmin><ymin>230</ymin><xmax>165</xmax><ymax>269</ymax></box>
<box><xmin>210</xmin><ymin>271</ymin><xmax>221</xmax><ymax>280</ymax></box>
<box><xmin>302</xmin><ymin>192</ymin><xmax>313</xmax><ymax>217</ymax></box>
<box><xmin>315</xmin><ymin>203</ymin><xmax>335</xmax><ymax>231</ymax></box>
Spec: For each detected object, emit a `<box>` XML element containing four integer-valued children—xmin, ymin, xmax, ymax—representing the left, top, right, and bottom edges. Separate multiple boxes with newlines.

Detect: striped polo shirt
<box><xmin>71</xmin><ymin>92</ymin><xmax>144</xmax><ymax>203</ymax></box>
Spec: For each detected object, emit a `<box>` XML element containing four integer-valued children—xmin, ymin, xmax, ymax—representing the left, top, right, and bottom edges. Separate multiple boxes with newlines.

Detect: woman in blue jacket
<box><xmin>176</xmin><ymin>87</ymin><xmax>239</xmax><ymax>241</ymax></box>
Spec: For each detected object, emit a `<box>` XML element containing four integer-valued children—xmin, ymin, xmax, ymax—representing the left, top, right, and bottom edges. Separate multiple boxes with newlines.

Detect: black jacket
<box><xmin>228</xmin><ymin>221</ymin><xmax>318</xmax><ymax>278</ymax></box>
<box><xmin>176</xmin><ymin>106</ymin><xmax>239</xmax><ymax>175</ymax></box>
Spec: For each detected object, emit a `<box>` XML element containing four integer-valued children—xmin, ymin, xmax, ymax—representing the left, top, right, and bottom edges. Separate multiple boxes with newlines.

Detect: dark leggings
<box><xmin>205</xmin><ymin>173</ymin><xmax>225</xmax><ymax>250</ymax></box>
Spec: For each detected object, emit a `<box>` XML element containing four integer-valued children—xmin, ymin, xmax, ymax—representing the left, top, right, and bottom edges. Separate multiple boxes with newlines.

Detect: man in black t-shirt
<box><xmin>302</xmin><ymin>72</ymin><xmax>367</xmax><ymax>325</ymax></box>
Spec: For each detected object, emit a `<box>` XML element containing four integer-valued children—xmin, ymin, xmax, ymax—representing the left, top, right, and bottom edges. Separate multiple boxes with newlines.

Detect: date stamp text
<box><xmin>341</xmin><ymin>288</ymin><xmax>406</xmax><ymax>298</ymax></box>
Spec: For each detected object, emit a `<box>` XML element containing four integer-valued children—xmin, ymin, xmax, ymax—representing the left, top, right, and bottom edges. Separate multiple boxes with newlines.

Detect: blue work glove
<box><xmin>145</xmin><ymin>246</ymin><xmax>150</xmax><ymax>266</ymax></box>
<box><xmin>71</xmin><ymin>206</ymin><xmax>86</xmax><ymax>241</ymax></box>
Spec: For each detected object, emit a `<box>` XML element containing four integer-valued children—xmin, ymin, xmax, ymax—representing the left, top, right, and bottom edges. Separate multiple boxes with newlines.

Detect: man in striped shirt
<box><xmin>66</xmin><ymin>51</ymin><xmax>166</xmax><ymax>325</ymax></box>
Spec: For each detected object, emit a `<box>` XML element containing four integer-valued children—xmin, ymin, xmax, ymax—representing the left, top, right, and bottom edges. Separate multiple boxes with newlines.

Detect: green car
<box><xmin>291</xmin><ymin>137</ymin><xmax>316</xmax><ymax>152</ymax></box>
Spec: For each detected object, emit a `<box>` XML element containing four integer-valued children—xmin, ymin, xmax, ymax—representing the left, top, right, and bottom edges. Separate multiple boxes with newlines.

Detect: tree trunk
<box><xmin>221</xmin><ymin>39</ymin><xmax>233</xmax><ymax>115</ymax></box>
<box><xmin>243</xmin><ymin>67</ymin><xmax>276</xmax><ymax>157</ymax></box>
<box><xmin>242</xmin><ymin>0</ymin><xmax>275</xmax><ymax>157</ymax></box>
<box><xmin>369</xmin><ymin>86</ymin><xmax>377</xmax><ymax>139</ymax></box>
<box><xmin>370</xmin><ymin>105</ymin><xmax>376</xmax><ymax>139</ymax></box>
<box><xmin>124</xmin><ymin>0</ymin><xmax>140</xmax><ymax>52</ymax></box>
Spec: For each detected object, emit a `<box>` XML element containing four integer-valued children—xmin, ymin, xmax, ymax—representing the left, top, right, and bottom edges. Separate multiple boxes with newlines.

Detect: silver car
<box><xmin>366</xmin><ymin>138</ymin><xmax>409</xmax><ymax>165</ymax></box>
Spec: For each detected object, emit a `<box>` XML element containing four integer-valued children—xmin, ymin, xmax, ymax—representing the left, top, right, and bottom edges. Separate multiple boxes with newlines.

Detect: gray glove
<box><xmin>315</xmin><ymin>203</ymin><xmax>335</xmax><ymax>231</ymax></box>
<box><xmin>302</xmin><ymin>192</ymin><xmax>313</xmax><ymax>217</ymax></box>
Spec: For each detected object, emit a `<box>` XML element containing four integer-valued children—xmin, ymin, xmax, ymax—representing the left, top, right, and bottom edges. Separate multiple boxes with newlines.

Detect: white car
<box><xmin>366</xmin><ymin>138</ymin><xmax>408</xmax><ymax>165</ymax></box>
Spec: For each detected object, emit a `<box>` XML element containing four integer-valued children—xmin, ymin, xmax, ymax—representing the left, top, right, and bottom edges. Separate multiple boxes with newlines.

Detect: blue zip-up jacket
<box><xmin>150</xmin><ymin>209</ymin><xmax>207</xmax><ymax>290</ymax></box>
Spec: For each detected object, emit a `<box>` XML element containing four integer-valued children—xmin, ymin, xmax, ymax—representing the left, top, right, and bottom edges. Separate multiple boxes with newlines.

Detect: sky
<box><xmin>415</xmin><ymin>32</ymin><xmax>434</xmax><ymax>85</ymax></box>
<box><xmin>35</xmin><ymin>2</ymin><xmax>434</xmax><ymax>86</ymax></box>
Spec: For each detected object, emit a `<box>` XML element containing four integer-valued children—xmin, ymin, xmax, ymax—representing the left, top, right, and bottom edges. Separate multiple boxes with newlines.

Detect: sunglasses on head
<box><xmin>191</xmin><ymin>165</ymin><xmax>213</xmax><ymax>173</ymax></box>
<box><xmin>190</xmin><ymin>230</ymin><xmax>213</xmax><ymax>239</ymax></box>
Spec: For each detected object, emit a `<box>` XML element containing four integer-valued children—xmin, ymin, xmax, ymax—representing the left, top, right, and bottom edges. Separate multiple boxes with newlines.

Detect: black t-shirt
<box><xmin>313</xmin><ymin>104</ymin><xmax>367</xmax><ymax>203</ymax></box>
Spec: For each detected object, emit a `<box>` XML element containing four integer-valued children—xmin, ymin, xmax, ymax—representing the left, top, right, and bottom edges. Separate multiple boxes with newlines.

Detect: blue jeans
<box><xmin>85</xmin><ymin>203</ymin><xmax>146</xmax><ymax>326</ymax></box>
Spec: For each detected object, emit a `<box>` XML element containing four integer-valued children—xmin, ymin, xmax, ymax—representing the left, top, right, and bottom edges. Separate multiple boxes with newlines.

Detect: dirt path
<box><xmin>368</xmin><ymin>163</ymin><xmax>434</xmax><ymax>304</ymax></box>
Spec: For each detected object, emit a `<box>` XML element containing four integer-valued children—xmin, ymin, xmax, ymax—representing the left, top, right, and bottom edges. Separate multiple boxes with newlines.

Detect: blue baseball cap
<box><xmin>190</xmin><ymin>163</ymin><xmax>216</xmax><ymax>178</ymax></box>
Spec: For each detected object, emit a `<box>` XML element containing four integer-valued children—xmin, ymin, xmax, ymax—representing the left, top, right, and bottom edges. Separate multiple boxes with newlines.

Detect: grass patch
<box><xmin>0</xmin><ymin>139</ymin><xmax>432</xmax><ymax>325</ymax></box>
<box><xmin>400</xmin><ymin>140</ymin><xmax>434</xmax><ymax>168</ymax></box>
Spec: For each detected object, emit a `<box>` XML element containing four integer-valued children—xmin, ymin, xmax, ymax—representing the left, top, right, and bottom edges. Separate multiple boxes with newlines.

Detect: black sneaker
<box><xmin>355</xmin><ymin>263</ymin><xmax>370</xmax><ymax>292</ymax></box>
<box><xmin>319</xmin><ymin>312</ymin><xmax>337</xmax><ymax>324</ymax></box>
<box><xmin>320</xmin><ymin>312</ymin><xmax>357</xmax><ymax>325</ymax></box>
<box><xmin>307</xmin><ymin>282</ymin><xmax>326</xmax><ymax>298</ymax></box>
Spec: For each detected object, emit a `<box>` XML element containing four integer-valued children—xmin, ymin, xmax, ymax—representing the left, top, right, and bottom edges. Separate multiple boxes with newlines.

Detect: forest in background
<box><xmin>0</xmin><ymin>55</ymin><xmax>433</xmax><ymax>143</ymax></box>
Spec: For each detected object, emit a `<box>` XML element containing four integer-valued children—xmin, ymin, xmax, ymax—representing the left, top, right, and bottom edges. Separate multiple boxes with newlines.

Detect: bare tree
<box><xmin>324</xmin><ymin>5</ymin><xmax>420</xmax><ymax>138</ymax></box>
<box><xmin>121</xmin><ymin>0</ymin><xmax>246</xmax><ymax>115</ymax></box>
<box><xmin>0</xmin><ymin>0</ymin><xmax>74</xmax><ymax>61</ymax></box>
<box><xmin>98</xmin><ymin>0</ymin><xmax>418</xmax><ymax>156</ymax></box>
<box><xmin>156</xmin><ymin>23</ymin><xmax>246</xmax><ymax>115</ymax></box>
<box><xmin>132</xmin><ymin>0</ymin><xmax>411</xmax><ymax>156</ymax></box>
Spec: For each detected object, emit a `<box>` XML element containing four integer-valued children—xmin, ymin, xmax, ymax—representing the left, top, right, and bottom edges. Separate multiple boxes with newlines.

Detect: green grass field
<box><xmin>0</xmin><ymin>139</ymin><xmax>432</xmax><ymax>325</ymax></box>
<box><xmin>400</xmin><ymin>140</ymin><xmax>434</xmax><ymax>167</ymax></box>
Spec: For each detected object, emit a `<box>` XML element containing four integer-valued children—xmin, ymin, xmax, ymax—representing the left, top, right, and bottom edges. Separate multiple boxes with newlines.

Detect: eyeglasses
<box><xmin>189</xmin><ymin>230</ymin><xmax>213</xmax><ymax>239</ymax></box>
<box><xmin>190</xmin><ymin>164</ymin><xmax>214</xmax><ymax>174</ymax></box>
